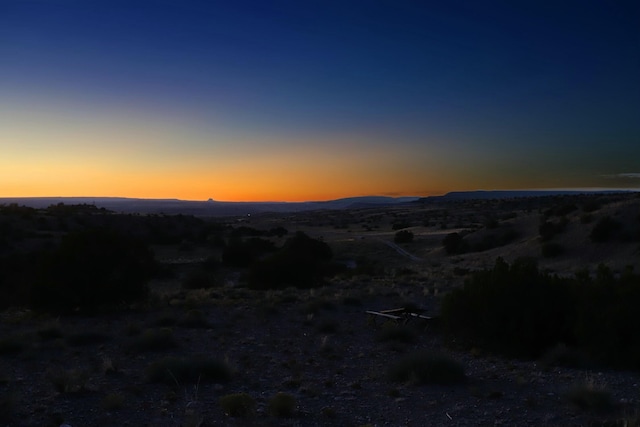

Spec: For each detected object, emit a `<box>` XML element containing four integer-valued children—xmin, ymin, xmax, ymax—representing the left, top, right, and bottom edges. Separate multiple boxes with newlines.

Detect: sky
<box><xmin>1</xmin><ymin>0</ymin><xmax>639</xmax><ymax>202</ymax></box>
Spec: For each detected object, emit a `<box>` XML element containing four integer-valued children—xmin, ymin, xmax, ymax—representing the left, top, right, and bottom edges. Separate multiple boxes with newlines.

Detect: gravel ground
<box><xmin>2</xmin><ymin>283</ymin><xmax>639</xmax><ymax>427</ymax></box>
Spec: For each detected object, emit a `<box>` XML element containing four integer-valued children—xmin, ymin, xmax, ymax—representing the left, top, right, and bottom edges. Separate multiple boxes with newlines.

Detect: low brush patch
<box><xmin>219</xmin><ymin>393</ymin><xmax>256</xmax><ymax>417</ymax></box>
<box><xmin>388</xmin><ymin>350</ymin><xmax>466</xmax><ymax>385</ymax></box>
<box><xmin>145</xmin><ymin>355</ymin><xmax>232</xmax><ymax>385</ymax></box>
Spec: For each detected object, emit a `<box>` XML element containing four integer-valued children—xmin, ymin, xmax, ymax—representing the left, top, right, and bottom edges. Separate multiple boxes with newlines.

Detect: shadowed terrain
<box><xmin>1</xmin><ymin>192</ymin><xmax>640</xmax><ymax>426</ymax></box>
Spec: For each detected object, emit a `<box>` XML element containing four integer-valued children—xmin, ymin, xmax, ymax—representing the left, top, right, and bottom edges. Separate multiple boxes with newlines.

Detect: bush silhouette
<box><xmin>442</xmin><ymin>257</ymin><xmax>572</xmax><ymax>358</ymax></box>
<box><xmin>31</xmin><ymin>229</ymin><xmax>155</xmax><ymax>313</ymax></box>
<box><xmin>539</xmin><ymin>219</ymin><xmax>567</xmax><ymax>241</ymax></box>
<box><xmin>388</xmin><ymin>350</ymin><xmax>466</xmax><ymax>385</ymax></box>
<box><xmin>590</xmin><ymin>216</ymin><xmax>620</xmax><ymax>242</ymax></box>
<box><xmin>441</xmin><ymin>258</ymin><xmax>640</xmax><ymax>368</ymax></box>
<box><xmin>394</xmin><ymin>230</ymin><xmax>414</xmax><ymax>243</ymax></box>
<box><xmin>541</xmin><ymin>242</ymin><xmax>564</xmax><ymax>258</ymax></box>
<box><xmin>219</xmin><ymin>393</ymin><xmax>256</xmax><ymax>417</ymax></box>
<box><xmin>248</xmin><ymin>232</ymin><xmax>332</xmax><ymax>290</ymax></box>
<box><xmin>442</xmin><ymin>232</ymin><xmax>467</xmax><ymax>255</ymax></box>
<box><xmin>222</xmin><ymin>237</ymin><xmax>275</xmax><ymax>268</ymax></box>
<box><xmin>267</xmin><ymin>392</ymin><xmax>297</xmax><ymax>417</ymax></box>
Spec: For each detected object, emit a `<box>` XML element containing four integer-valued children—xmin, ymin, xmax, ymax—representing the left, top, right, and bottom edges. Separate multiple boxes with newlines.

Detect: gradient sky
<box><xmin>2</xmin><ymin>1</ymin><xmax>639</xmax><ymax>201</ymax></box>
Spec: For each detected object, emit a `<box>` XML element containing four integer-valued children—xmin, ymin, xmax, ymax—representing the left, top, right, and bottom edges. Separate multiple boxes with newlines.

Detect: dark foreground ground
<box><xmin>2</xmin><ymin>280</ymin><xmax>639</xmax><ymax>427</ymax></box>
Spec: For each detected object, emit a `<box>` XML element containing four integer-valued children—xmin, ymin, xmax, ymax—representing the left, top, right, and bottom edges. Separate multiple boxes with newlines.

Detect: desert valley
<box><xmin>1</xmin><ymin>191</ymin><xmax>640</xmax><ymax>426</ymax></box>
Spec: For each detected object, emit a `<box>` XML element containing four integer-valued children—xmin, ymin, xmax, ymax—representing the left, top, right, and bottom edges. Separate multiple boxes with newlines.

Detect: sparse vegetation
<box><xmin>268</xmin><ymin>392</ymin><xmax>297</xmax><ymax>417</ymax></box>
<box><xmin>442</xmin><ymin>232</ymin><xmax>467</xmax><ymax>255</ymax></box>
<box><xmin>66</xmin><ymin>330</ymin><xmax>112</xmax><ymax>346</ymax></box>
<box><xmin>388</xmin><ymin>350</ymin><xmax>466</xmax><ymax>385</ymax></box>
<box><xmin>248</xmin><ymin>232</ymin><xmax>334</xmax><ymax>290</ymax></box>
<box><xmin>539</xmin><ymin>218</ymin><xmax>567</xmax><ymax>241</ymax></box>
<box><xmin>565</xmin><ymin>378</ymin><xmax>614</xmax><ymax>412</ymax></box>
<box><xmin>394</xmin><ymin>230</ymin><xmax>414</xmax><ymax>243</ymax></box>
<box><xmin>47</xmin><ymin>367</ymin><xmax>90</xmax><ymax>393</ymax></box>
<box><xmin>0</xmin><ymin>391</ymin><xmax>17</xmax><ymax>423</ymax></box>
<box><xmin>127</xmin><ymin>328</ymin><xmax>178</xmax><ymax>353</ymax></box>
<box><xmin>145</xmin><ymin>355</ymin><xmax>232</xmax><ymax>384</ymax></box>
<box><xmin>0</xmin><ymin>335</ymin><xmax>26</xmax><ymax>355</ymax></box>
<box><xmin>540</xmin><ymin>343</ymin><xmax>590</xmax><ymax>369</ymax></box>
<box><xmin>182</xmin><ymin>269</ymin><xmax>216</xmax><ymax>289</ymax></box>
<box><xmin>101</xmin><ymin>392</ymin><xmax>125</xmax><ymax>410</ymax></box>
<box><xmin>222</xmin><ymin>237</ymin><xmax>276</xmax><ymax>268</ymax></box>
<box><xmin>219</xmin><ymin>393</ymin><xmax>256</xmax><ymax>417</ymax></box>
<box><xmin>541</xmin><ymin>242</ymin><xmax>564</xmax><ymax>258</ymax></box>
<box><xmin>376</xmin><ymin>324</ymin><xmax>417</xmax><ymax>344</ymax></box>
<box><xmin>590</xmin><ymin>216</ymin><xmax>621</xmax><ymax>242</ymax></box>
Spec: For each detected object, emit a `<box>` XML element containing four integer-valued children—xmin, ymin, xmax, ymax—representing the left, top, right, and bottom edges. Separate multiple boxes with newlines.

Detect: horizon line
<box><xmin>1</xmin><ymin>187</ymin><xmax>639</xmax><ymax>204</ymax></box>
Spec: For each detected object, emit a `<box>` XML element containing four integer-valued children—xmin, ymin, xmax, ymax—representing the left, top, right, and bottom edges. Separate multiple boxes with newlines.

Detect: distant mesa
<box><xmin>2</xmin><ymin>190</ymin><xmax>636</xmax><ymax>217</ymax></box>
<box><xmin>421</xmin><ymin>189</ymin><xmax>638</xmax><ymax>202</ymax></box>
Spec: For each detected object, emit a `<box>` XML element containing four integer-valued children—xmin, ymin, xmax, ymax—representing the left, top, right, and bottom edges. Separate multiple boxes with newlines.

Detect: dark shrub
<box><xmin>555</xmin><ymin>204</ymin><xmax>578</xmax><ymax>217</ymax></box>
<box><xmin>376</xmin><ymin>324</ymin><xmax>417</xmax><ymax>344</ymax></box>
<box><xmin>590</xmin><ymin>216</ymin><xmax>620</xmax><ymax>242</ymax></box>
<box><xmin>394</xmin><ymin>230</ymin><xmax>414</xmax><ymax>244</ymax></box>
<box><xmin>540</xmin><ymin>343</ymin><xmax>591</xmax><ymax>369</ymax></box>
<box><xmin>248</xmin><ymin>232</ymin><xmax>333</xmax><ymax>290</ymax></box>
<box><xmin>222</xmin><ymin>237</ymin><xmax>275</xmax><ymax>268</ymax></box>
<box><xmin>582</xmin><ymin>201</ymin><xmax>601</xmax><ymax>213</ymax></box>
<box><xmin>268</xmin><ymin>392</ymin><xmax>297</xmax><ymax>417</ymax></box>
<box><xmin>565</xmin><ymin>382</ymin><xmax>614</xmax><ymax>412</ymax></box>
<box><xmin>392</xmin><ymin>222</ymin><xmax>411</xmax><ymax>230</ymax></box>
<box><xmin>539</xmin><ymin>218</ymin><xmax>568</xmax><ymax>241</ymax></box>
<box><xmin>388</xmin><ymin>350</ymin><xmax>466</xmax><ymax>385</ymax></box>
<box><xmin>442</xmin><ymin>258</ymin><xmax>640</xmax><ymax>368</ymax></box>
<box><xmin>541</xmin><ymin>242</ymin><xmax>564</xmax><ymax>258</ymax></box>
<box><xmin>484</xmin><ymin>218</ymin><xmax>499</xmax><ymax>229</ymax></box>
<box><xmin>145</xmin><ymin>355</ymin><xmax>232</xmax><ymax>384</ymax></box>
<box><xmin>66</xmin><ymin>331</ymin><xmax>112</xmax><ymax>346</ymax></box>
<box><xmin>31</xmin><ymin>229</ymin><xmax>155</xmax><ymax>313</ymax></box>
<box><xmin>0</xmin><ymin>335</ymin><xmax>27</xmax><ymax>355</ymax></box>
<box><xmin>539</xmin><ymin>221</ymin><xmax>556</xmax><ymax>241</ymax></box>
<box><xmin>580</xmin><ymin>214</ymin><xmax>593</xmax><ymax>224</ymax></box>
<box><xmin>0</xmin><ymin>253</ymin><xmax>37</xmax><ymax>308</ymax></box>
<box><xmin>229</xmin><ymin>226</ymin><xmax>264</xmax><ymax>238</ymax></box>
<box><xmin>178</xmin><ymin>309</ymin><xmax>211</xmax><ymax>328</ymax></box>
<box><xmin>126</xmin><ymin>328</ymin><xmax>177</xmax><ymax>353</ymax></box>
<box><xmin>182</xmin><ymin>270</ymin><xmax>216</xmax><ymax>289</ymax></box>
<box><xmin>442</xmin><ymin>232</ymin><xmax>467</xmax><ymax>255</ymax></box>
<box><xmin>473</xmin><ymin>228</ymin><xmax>519</xmax><ymax>252</ymax></box>
<box><xmin>219</xmin><ymin>393</ymin><xmax>256</xmax><ymax>417</ymax></box>
<box><xmin>441</xmin><ymin>257</ymin><xmax>573</xmax><ymax>358</ymax></box>
<box><xmin>269</xmin><ymin>226</ymin><xmax>288</xmax><ymax>237</ymax></box>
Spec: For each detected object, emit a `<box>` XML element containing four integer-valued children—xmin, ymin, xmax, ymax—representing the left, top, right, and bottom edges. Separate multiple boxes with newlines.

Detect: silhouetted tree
<box><xmin>222</xmin><ymin>237</ymin><xmax>275</xmax><ymax>268</ymax></box>
<box><xmin>248</xmin><ymin>232</ymin><xmax>333</xmax><ymax>290</ymax></box>
<box><xmin>590</xmin><ymin>216</ymin><xmax>620</xmax><ymax>242</ymax></box>
<box><xmin>394</xmin><ymin>230</ymin><xmax>414</xmax><ymax>243</ymax></box>
<box><xmin>31</xmin><ymin>229</ymin><xmax>155</xmax><ymax>313</ymax></box>
<box><xmin>442</xmin><ymin>232</ymin><xmax>467</xmax><ymax>254</ymax></box>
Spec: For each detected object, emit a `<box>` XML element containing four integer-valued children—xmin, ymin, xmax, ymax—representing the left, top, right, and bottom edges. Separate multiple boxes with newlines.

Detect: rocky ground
<box><xmin>1</xmin><ymin>279</ymin><xmax>639</xmax><ymax>427</ymax></box>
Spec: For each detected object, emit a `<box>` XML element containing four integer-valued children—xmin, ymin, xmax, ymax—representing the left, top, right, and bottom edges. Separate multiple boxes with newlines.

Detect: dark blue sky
<box><xmin>2</xmin><ymin>1</ymin><xmax>639</xmax><ymax>200</ymax></box>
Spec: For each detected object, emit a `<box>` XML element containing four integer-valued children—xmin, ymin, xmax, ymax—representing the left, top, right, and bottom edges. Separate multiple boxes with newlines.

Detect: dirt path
<box><xmin>377</xmin><ymin>238</ymin><xmax>422</xmax><ymax>261</ymax></box>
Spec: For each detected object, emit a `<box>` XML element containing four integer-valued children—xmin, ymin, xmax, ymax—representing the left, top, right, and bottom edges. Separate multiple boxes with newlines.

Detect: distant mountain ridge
<box><xmin>2</xmin><ymin>190</ymin><xmax>636</xmax><ymax>216</ymax></box>
<box><xmin>422</xmin><ymin>189</ymin><xmax>637</xmax><ymax>202</ymax></box>
<box><xmin>420</xmin><ymin>189</ymin><xmax>640</xmax><ymax>201</ymax></box>
<box><xmin>0</xmin><ymin>195</ymin><xmax>418</xmax><ymax>216</ymax></box>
